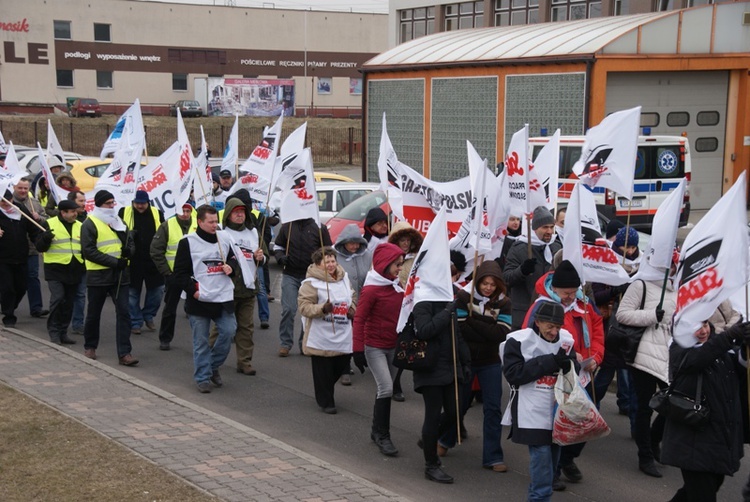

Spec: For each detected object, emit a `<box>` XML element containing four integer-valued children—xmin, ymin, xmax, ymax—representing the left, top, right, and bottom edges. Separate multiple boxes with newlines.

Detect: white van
<box><xmin>529</xmin><ymin>134</ymin><xmax>691</xmax><ymax>230</ymax></box>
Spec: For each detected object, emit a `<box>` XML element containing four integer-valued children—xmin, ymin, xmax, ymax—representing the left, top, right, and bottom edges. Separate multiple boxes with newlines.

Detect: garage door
<box><xmin>605</xmin><ymin>71</ymin><xmax>728</xmax><ymax>210</ymax></box>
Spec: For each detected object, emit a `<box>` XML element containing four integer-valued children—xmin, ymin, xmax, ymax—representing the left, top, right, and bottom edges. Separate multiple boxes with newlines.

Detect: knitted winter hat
<box><xmin>532</xmin><ymin>206</ymin><xmax>555</xmax><ymax>230</ymax></box>
<box><xmin>535</xmin><ymin>300</ymin><xmax>564</xmax><ymax>325</ymax></box>
<box><xmin>551</xmin><ymin>260</ymin><xmax>581</xmax><ymax>288</ymax></box>
<box><xmin>94</xmin><ymin>190</ymin><xmax>115</xmax><ymax>207</ymax></box>
<box><xmin>614</xmin><ymin>226</ymin><xmax>639</xmax><ymax>248</ymax></box>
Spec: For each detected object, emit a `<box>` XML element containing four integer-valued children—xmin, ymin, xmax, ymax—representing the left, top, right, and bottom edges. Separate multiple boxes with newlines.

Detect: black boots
<box><xmin>371</xmin><ymin>397</ymin><xmax>398</xmax><ymax>457</ymax></box>
<box><xmin>425</xmin><ymin>464</ymin><xmax>454</xmax><ymax>484</ymax></box>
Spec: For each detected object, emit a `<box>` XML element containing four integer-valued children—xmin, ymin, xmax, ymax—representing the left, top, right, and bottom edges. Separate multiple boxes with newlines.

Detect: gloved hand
<box><xmin>444</xmin><ymin>299</ymin><xmax>458</xmax><ymax>314</ymax></box>
<box><xmin>520</xmin><ymin>258</ymin><xmax>537</xmax><ymax>276</ymax></box>
<box><xmin>727</xmin><ymin>321</ymin><xmax>750</xmax><ymax>345</ymax></box>
<box><xmin>322</xmin><ymin>301</ymin><xmax>333</xmax><ymax>314</ymax></box>
<box><xmin>553</xmin><ymin>348</ymin><xmax>573</xmax><ymax>369</ymax></box>
<box><xmin>116</xmin><ymin>258</ymin><xmax>129</xmax><ymax>270</ymax></box>
<box><xmin>462</xmin><ymin>366</ymin><xmax>472</xmax><ymax>383</ymax></box>
<box><xmin>278</xmin><ymin>255</ymin><xmax>288</xmax><ymax>267</ymax></box>
<box><xmin>41</xmin><ymin>229</ymin><xmax>54</xmax><ymax>243</ymax></box>
<box><xmin>352</xmin><ymin>352</ymin><xmax>367</xmax><ymax>374</ymax></box>
<box><xmin>655</xmin><ymin>308</ymin><xmax>665</xmax><ymax>323</ymax></box>
<box><xmin>121</xmin><ymin>247</ymin><xmax>132</xmax><ymax>259</ymax></box>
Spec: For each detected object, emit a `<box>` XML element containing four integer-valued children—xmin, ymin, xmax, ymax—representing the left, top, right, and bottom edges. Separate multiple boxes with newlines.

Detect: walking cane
<box><xmin>450</xmin><ymin>312</ymin><xmax>461</xmax><ymax>446</ymax></box>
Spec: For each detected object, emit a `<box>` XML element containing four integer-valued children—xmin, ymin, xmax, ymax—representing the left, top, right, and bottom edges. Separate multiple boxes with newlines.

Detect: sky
<box><xmin>139</xmin><ymin>0</ymin><xmax>389</xmax><ymax>14</ymax></box>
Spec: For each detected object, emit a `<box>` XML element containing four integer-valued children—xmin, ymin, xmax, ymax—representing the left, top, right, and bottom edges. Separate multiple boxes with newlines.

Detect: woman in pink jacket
<box><xmin>352</xmin><ymin>243</ymin><xmax>405</xmax><ymax>457</ymax></box>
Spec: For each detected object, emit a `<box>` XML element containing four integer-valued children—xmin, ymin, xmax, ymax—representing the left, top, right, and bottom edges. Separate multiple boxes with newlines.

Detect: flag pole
<box><xmin>450</xmin><ymin>312</ymin><xmax>461</xmax><ymax>446</ymax></box>
<box><xmin>2</xmin><ymin>197</ymin><xmax>46</xmax><ymax>231</ymax></box>
<box><xmin>526</xmin><ymin>215</ymin><xmax>532</xmax><ymax>259</ymax></box>
<box><xmin>746</xmin><ymin>284</ymin><xmax>750</xmax><ymax>420</ymax></box>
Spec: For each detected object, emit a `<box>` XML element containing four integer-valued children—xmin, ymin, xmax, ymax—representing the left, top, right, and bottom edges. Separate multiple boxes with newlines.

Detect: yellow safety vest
<box><xmin>123</xmin><ymin>205</ymin><xmax>160</xmax><ymax>231</ymax></box>
<box><xmin>44</xmin><ymin>216</ymin><xmax>83</xmax><ymax>265</ymax></box>
<box><xmin>85</xmin><ymin>215</ymin><xmax>123</xmax><ymax>271</ymax></box>
<box><xmin>165</xmin><ymin>214</ymin><xmax>197</xmax><ymax>271</ymax></box>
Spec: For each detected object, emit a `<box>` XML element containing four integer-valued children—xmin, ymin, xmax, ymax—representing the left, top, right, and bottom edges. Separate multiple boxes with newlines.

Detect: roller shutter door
<box><xmin>605</xmin><ymin>71</ymin><xmax>728</xmax><ymax>210</ymax></box>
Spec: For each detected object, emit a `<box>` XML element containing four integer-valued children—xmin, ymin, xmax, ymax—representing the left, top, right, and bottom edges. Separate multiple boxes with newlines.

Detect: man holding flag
<box><xmin>13</xmin><ymin>176</ymin><xmax>49</xmax><ymax>318</ymax></box>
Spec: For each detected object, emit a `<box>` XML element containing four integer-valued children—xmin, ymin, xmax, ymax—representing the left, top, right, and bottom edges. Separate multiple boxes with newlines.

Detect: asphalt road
<box><xmin>11</xmin><ymin>260</ymin><xmax>750</xmax><ymax>502</ymax></box>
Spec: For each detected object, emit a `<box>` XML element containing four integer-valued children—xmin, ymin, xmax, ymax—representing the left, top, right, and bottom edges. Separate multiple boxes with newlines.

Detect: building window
<box><xmin>94</xmin><ymin>23</ymin><xmax>111</xmax><ymax>42</ymax></box>
<box><xmin>446</xmin><ymin>2</ymin><xmax>483</xmax><ymax>31</ymax></box>
<box><xmin>56</xmin><ymin>69</ymin><xmax>73</xmax><ymax>87</ymax></box>
<box><xmin>696</xmin><ymin>111</ymin><xmax>720</xmax><ymax>126</ymax></box>
<box><xmin>666</xmin><ymin>111</ymin><xmax>690</xmax><ymax>127</ymax></box>
<box><xmin>173</xmin><ymin>73</ymin><xmax>188</xmax><ymax>91</ymax></box>
<box><xmin>168</xmin><ymin>48</ymin><xmax>227</xmax><ymax>65</ymax></box>
<box><xmin>54</xmin><ymin>20</ymin><xmax>71</xmax><ymax>40</ymax></box>
<box><xmin>547</xmin><ymin>0</ymin><xmax>602</xmax><ymax>22</ymax></box>
<box><xmin>97</xmin><ymin>70</ymin><xmax>113</xmax><ymax>89</ymax></box>
<box><xmin>495</xmin><ymin>0</ymin><xmax>536</xmax><ymax>26</ymax></box>
<box><xmin>694</xmin><ymin>137</ymin><xmax>718</xmax><ymax>152</ymax></box>
<box><xmin>640</xmin><ymin>112</ymin><xmax>660</xmax><ymax>128</ymax></box>
<box><xmin>399</xmin><ymin>7</ymin><xmax>436</xmax><ymax>43</ymax></box>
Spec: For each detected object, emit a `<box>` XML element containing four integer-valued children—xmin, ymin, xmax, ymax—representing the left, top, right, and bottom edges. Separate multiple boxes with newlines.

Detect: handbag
<box><xmin>552</xmin><ymin>360</ymin><xmax>611</xmax><ymax>446</ymax></box>
<box><xmin>649</xmin><ymin>368</ymin><xmax>710</xmax><ymax>429</ymax></box>
<box><xmin>392</xmin><ymin>315</ymin><xmax>440</xmax><ymax>372</ymax></box>
<box><xmin>607</xmin><ymin>279</ymin><xmax>647</xmax><ymax>364</ymax></box>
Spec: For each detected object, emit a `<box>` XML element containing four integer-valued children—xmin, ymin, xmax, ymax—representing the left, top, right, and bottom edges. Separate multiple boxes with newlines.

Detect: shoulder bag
<box><xmin>392</xmin><ymin>315</ymin><xmax>440</xmax><ymax>372</ymax></box>
<box><xmin>607</xmin><ymin>279</ymin><xmax>647</xmax><ymax>364</ymax></box>
<box><xmin>649</xmin><ymin>363</ymin><xmax>710</xmax><ymax>428</ymax></box>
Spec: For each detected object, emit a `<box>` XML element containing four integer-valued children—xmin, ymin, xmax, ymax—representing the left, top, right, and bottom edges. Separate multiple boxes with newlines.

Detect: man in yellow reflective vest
<box><xmin>35</xmin><ymin>199</ymin><xmax>84</xmax><ymax>345</ymax></box>
<box><xmin>119</xmin><ymin>190</ymin><xmax>165</xmax><ymax>336</ymax></box>
<box><xmin>150</xmin><ymin>202</ymin><xmax>197</xmax><ymax>350</ymax></box>
<box><xmin>81</xmin><ymin>190</ymin><xmax>138</xmax><ymax>366</ymax></box>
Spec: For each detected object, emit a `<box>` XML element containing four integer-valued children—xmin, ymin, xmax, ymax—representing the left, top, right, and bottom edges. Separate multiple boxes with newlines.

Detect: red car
<box><xmin>325</xmin><ymin>190</ymin><xmax>390</xmax><ymax>242</ymax></box>
<box><xmin>68</xmin><ymin>98</ymin><xmax>101</xmax><ymax>117</ymax></box>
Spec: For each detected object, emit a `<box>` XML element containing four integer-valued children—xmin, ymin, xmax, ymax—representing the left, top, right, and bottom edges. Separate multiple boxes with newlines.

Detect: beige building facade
<box><xmin>0</xmin><ymin>0</ymin><xmax>387</xmax><ymax>115</ymax></box>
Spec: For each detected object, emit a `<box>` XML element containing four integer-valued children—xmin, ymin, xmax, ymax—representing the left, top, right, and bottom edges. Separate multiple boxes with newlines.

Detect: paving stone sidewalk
<box><xmin>0</xmin><ymin>328</ymin><xmax>407</xmax><ymax>502</ymax></box>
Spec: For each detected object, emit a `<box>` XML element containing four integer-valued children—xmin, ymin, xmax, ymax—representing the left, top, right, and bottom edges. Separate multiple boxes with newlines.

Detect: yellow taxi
<box><xmin>66</xmin><ymin>159</ymin><xmax>147</xmax><ymax>193</ymax></box>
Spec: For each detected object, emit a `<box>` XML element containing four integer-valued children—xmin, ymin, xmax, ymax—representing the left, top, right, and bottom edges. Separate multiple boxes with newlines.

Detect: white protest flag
<box><xmin>234</xmin><ymin>114</ymin><xmax>283</xmax><ymax>201</ymax></box>
<box><xmin>175</xmin><ymin>109</ymin><xmax>196</xmax><ymax>211</ymax></box>
<box><xmin>94</xmin><ymin>138</ymin><xmax>143</xmax><ymax>207</ymax></box>
<box><xmin>0</xmin><ymin>179</ymin><xmax>21</xmax><ymax>220</ymax></box>
<box><xmin>47</xmin><ymin>120</ymin><xmax>66</xmax><ymax>167</ymax></box>
<box><xmin>564</xmin><ymin>183</ymin><xmax>629</xmax><ymax>286</ymax></box>
<box><xmin>397</xmin><ymin>205</ymin><xmax>453</xmax><ymax>332</ymax></box>
<box><xmin>0</xmin><ymin>143</ymin><xmax>26</xmax><ymax>186</ymax></box>
<box><xmin>0</xmin><ymin>130</ymin><xmax>7</xmax><ymax>154</ymax></box>
<box><xmin>572</xmin><ymin>106</ymin><xmax>640</xmax><ymax>200</ymax></box>
<box><xmin>377</xmin><ymin>113</ymin><xmax>405</xmax><ymax>220</ymax></box>
<box><xmin>193</xmin><ymin>125</ymin><xmax>213</xmax><ymax>208</ymax></box>
<box><xmin>531</xmin><ymin>129</ymin><xmax>560</xmax><ymax>210</ymax></box>
<box><xmin>485</xmin><ymin>171</ymin><xmax>512</xmax><ymax>261</ymax></box>
<box><xmin>36</xmin><ymin>143</ymin><xmax>67</xmax><ymax>204</ymax></box>
<box><xmin>672</xmin><ymin>172</ymin><xmax>749</xmax><ymax>347</ymax></box>
<box><xmin>101</xmin><ymin>99</ymin><xmax>145</xmax><ymax>159</ymax></box>
<box><xmin>449</xmin><ymin>141</ymin><xmax>492</xmax><ymax>264</ymax></box>
<box><xmin>221</xmin><ymin>114</ymin><xmax>239</xmax><ymax>176</ymax></box>
<box><xmin>278</xmin><ymin>148</ymin><xmax>319</xmax><ymax>225</ymax></box>
<box><xmin>632</xmin><ymin>179</ymin><xmax>686</xmax><ymax>283</ymax></box>
<box><xmin>135</xmin><ymin>142</ymin><xmax>182</xmax><ymax>218</ymax></box>
<box><xmin>504</xmin><ymin>124</ymin><xmax>530</xmax><ymax>218</ymax></box>
<box><xmin>268</xmin><ymin>122</ymin><xmax>308</xmax><ymax>209</ymax></box>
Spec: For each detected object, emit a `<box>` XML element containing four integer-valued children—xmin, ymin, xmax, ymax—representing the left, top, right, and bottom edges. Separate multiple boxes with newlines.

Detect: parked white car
<box><xmin>13</xmin><ymin>147</ymin><xmax>89</xmax><ymax>176</ymax></box>
<box><xmin>316</xmin><ymin>182</ymin><xmax>378</xmax><ymax>223</ymax></box>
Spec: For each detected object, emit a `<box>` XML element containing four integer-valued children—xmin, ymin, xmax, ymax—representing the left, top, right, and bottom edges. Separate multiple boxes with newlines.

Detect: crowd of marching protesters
<box><xmin>4</xmin><ymin>150</ymin><xmax>750</xmax><ymax>501</ymax></box>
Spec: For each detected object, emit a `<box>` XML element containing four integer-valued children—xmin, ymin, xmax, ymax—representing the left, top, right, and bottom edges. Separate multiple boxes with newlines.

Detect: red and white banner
<box><xmin>233</xmin><ymin>114</ymin><xmax>283</xmax><ymax>201</ymax></box>
<box><xmin>377</xmin><ymin>113</ymin><xmax>406</xmax><ymax>219</ymax></box>
<box><xmin>100</xmin><ymin>99</ymin><xmax>145</xmax><ymax>159</ymax></box>
<box><xmin>0</xmin><ymin>143</ymin><xmax>26</xmax><ymax>186</ymax></box>
<box><xmin>397</xmin><ymin>205</ymin><xmax>454</xmax><ymax>332</ymax></box>
<box><xmin>135</xmin><ymin>142</ymin><xmax>182</xmax><ymax>218</ymax></box>
<box><xmin>672</xmin><ymin>172</ymin><xmax>748</xmax><ymax>347</ymax></box>
<box><xmin>531</xmin><ymin>129</ymin><xmax>560</xmax><ymax>210</ymax></box>
<box><xmin>175</xmin><ymin>110</ymin><xmax>196</xmax><ymax>211</ymax></box>
<box><xmin>278</xmin><ymin>148</ymin><xmax>319</xmax><ymax>225</ymax></box>
<box><xmin>504</xmin><ymin>125</ymin><xmax>531</xmax><ymax>217</ymax></box>
<box><xmin>193</xmin><ymin>125</ymin><xmax>213</xmax><ymax>208</ymax></box>
<box><xmin>572</xmin><ymin>107</ymin><xmax>640</xmax><ymax>200</ymax></box>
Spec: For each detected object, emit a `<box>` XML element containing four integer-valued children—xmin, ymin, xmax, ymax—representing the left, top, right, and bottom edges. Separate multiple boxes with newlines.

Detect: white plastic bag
<box><xmin>552</xmin><ymin>360</ymin><xmax>610</xmax><ymax>446</ymax></box>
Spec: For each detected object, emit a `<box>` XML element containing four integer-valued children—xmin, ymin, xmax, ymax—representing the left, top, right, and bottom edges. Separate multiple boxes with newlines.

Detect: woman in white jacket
<box><xmin>615</xmin><ymin>264</ymin><xmax>676</xmax><ymax>479</ymax></box>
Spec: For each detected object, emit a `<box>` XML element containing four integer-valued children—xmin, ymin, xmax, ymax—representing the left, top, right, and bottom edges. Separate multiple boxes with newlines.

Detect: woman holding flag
<box><xmin>298</xmin><ymin>246</ymin><xmax>356</xmax><ymax>415</ymax></box>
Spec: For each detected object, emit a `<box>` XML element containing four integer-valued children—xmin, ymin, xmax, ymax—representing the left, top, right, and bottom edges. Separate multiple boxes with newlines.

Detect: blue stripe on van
<box><xmin>633</xmin><ymin>182</ymin><xmax>681</xmax><ymax>193</ymax></box>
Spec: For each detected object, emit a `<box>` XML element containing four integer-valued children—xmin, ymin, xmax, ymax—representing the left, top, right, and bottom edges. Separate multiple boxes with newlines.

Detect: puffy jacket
<box><xmin>503</xmin><ymin>237</ymin><xmax>562</xmax><ymax>329</ymax></box>
<box><xmin>615</xmin><ymin>279</ymin><xmax>676</xmax><ymax>383</ymax></box>
<box><xmin>119</xmin><ymin>205</ymin><xmax>164</xmax><ymax>289</ymax></box>
<box><xmin>334</xmin><ymin>223</ymin><xmax>371</xmax><ymax>295</ymax></box>
<box><xmin>298</xmin><ymin>263</ymin><xmax>356</xmax><ymax>357</ymax></box>
<box><xmin>80</xmin><ymin>216</ymin><xmax>135</xmax><ymax>287</ymax></box>
<box><xmin>661</xmin><ymin>328</ymin><xmax>745</xmax><ymax>476</ymax></box>
<box><xmin>523</xmin><ymin>272</ymin><xmax>605</xmax><ymax>366</ymax></box>
<box><xmin>456</xmin><ymin>260</ymin><xmax>512</xmax><ymax>367</ymax></box>
<box><xmin>353</xmin><ymin>242</ymin><xmax>404</xmax><ymax>352</ymax></box>
<box><xmin>708</xmin><ymin>299</ymin><xmax>741</xmax><ymax>334</ymax></box>
<box><xmin>274</xmin><ymin>218</ymin><xmax>331</xmax><ymax>279</ymax></box>
<box><xmin>411</xmin><ymin>300</ymin><xmax>471</xmax><ymax>392</ymax></box>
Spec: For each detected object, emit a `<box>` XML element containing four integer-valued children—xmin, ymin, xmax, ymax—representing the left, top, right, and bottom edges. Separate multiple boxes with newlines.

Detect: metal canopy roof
<box><xmin>364</xmin><ymin>2</ymin><xmax>750</xmax><ymax>70</ymax></box>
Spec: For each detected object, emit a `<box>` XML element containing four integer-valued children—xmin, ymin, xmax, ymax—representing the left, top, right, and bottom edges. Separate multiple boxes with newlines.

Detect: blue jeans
<box><xmin>26</xmin><ymin>255</ymin><xmax>43</xmax><ymax>313</ymax></box>
<box><xmin>279</xmin><ymin>274</ymin><xmax>302</xmax><ymax>349</ymax></box>
<box><xmin>528</xmin><ymin>444</ymin><xmax>561</xmax><ymax>502</ymax></box>
<box><xmin>256</xmin><ymin>271</ymin><xmax>269</xmax><ymax>322</ymax></box>
<box><xmin>129</xmin><ymin>284</ymin><xmax>164</xmax><ymax>328</ymax></box>
<box><xmin>189</xmin><ymin>310</ymin><xmax>236</xmax><ymax>384</ymax></box>
<box><xmin>440</xmin><ymin>363</ymin><xmax>505</xmax><ymax>467</ymax></box>
<box><xmin>72</xmin><ymin>273</ymin><xmax>86</xmax><ymax>330</ymax></box>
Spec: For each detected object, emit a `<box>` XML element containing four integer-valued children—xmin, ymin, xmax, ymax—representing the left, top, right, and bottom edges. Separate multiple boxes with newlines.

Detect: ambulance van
<box><xmin>529</xmin><ymin>134</ymin><xmax>691</xmax><ymax>231</ymax></box>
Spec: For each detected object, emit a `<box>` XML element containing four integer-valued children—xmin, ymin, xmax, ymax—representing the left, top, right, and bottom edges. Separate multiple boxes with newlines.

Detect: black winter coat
<box><xmin>411</xmin><ymin>300</ymin><xmax>471</xmax><ymax>392</ymax></box>
<box><xmin>0</xmin><ymin>203</ymin><xmax>41</xmax><ymax>264</ymax></box>
<box><xmin>119</xmin><ymin>206</ymin><xmax>164</xmax><ymax>289</ymax></box>
<box><xmin>274</xmin><ymin>218</ymin><xmax>331</xmax><ymax>279</ymax></box>
<box><xmin>80</xmin><ymin>218</ymin><xmax>135</xmax><ymax>287</ymax></box>
<box><xmin>661</xmin><ymin>329</ymin><xmax>745</xmax><ymax>476</ymax></box>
